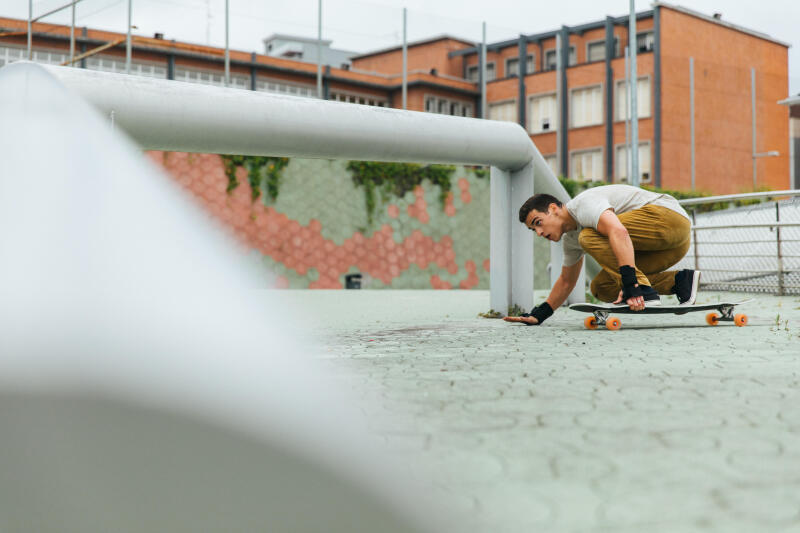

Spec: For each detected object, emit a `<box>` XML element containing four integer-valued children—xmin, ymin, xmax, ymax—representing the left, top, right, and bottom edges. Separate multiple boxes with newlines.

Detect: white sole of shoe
<box><xmin>678</xmin><ymin>271</ymin><xmax>701</xmax><ymax>306</ymax></box>
<box><xmin>687</xmin><ymin>270</ymin><xmax>701</xmax><ymax>305</ymax></box>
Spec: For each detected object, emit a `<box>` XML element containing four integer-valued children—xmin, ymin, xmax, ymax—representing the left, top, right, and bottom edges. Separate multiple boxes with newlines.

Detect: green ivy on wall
<box><xmin>346</xmin><ymin>161</ymin><xmax>457</xmax><ymax>224</ymax></box>
<box><xmin>466</xmin><ymin>165</ymin><xmax>490</xmax><ymax>179</ymax></box>
<box><xmin>221</xmin><ymin>155</ymin><xmax>290</xmax><ymax>202</ymax></box>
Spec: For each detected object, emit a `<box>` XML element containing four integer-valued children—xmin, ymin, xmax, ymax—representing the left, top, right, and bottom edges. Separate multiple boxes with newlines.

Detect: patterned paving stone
<box><xmin>270</xmin><ymin>289</ymin><xmax>800</xmax><ymax>532</ymax></box>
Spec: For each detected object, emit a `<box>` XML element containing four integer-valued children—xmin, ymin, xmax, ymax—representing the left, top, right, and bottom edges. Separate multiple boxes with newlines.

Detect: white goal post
<box><xmin>40</xmin><ymin>63</ymin><xmax>584</xmax><ymax>312</ymax></box>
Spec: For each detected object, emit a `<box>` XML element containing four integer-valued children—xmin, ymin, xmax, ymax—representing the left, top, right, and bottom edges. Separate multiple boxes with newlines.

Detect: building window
<box><xmin>0</xmin><ymin>45</ymin><xmax>24</xmax><ymax>66</ymax></box>
<box><xmin>486</xmin><ymin>62</ymin><xmax>496</xmax><ymax>81</ymax></box>
<box><xmin>331</xmin><ymin>90</ymin><xmax>387</xmax><ymax>106</ymax></box>
<box><xmin>259</xmin><ymin>78</ymin><xmax>316</xmax><ymax>97</ymax></box>
<box><xmin>637</xmin><ymin>31</ymin><xmax>655</xmax><ymax>53</ymax></box>
<box><xmin>570</xmin><ymin>85</ymin><xmax>603</xmax><ymax>128</ymax></box>
<box><xmin>528</xmin><ymin>93</ymin><xmax>558</xmax><ymax>133</ymax></box>
<box><xmin>89</xmin><ymin>56</ymin><xmax>167</xmax><ymax>79</ymax></box>
<box><xmin>570</xmin><ymin>149</ymin><xmax>604</xmax><ymax>181</ymax></box>
<box><xmin>488</xmin><ymin>100</ymin><xmax>517</xmax><ymax>123</ymax></box>
<box><xmin>544</xmin><ymin>46</ymin><xmax>576</xmax><ymax>70</ymax></box>
<box><xmin>176</xmin><ymin>66</ymin><xmax>248</xmax><ymax>89</ymax></box>
<box><xmin>466</xmin><ymin>62</ymin><xmax>496</xmax><ymax>82</ymax></box>
<box><xmin>544</xmin><ymin>155</ymin><xmax>559</xmax><ymax>176</ymax></box>
<box><xmin>587</xmin><ymin>38</ymin><xmax>619</xmax><ymax>62</ymax></box>
<box><xmin>425</xmin><ymin>94</ymin><xmax>473</xmax><ymax>117</ymax></box>
<box><xmin>505</xmin><ymin>54</ymin><xmax>535</xmax><ymax>77</ymax></box>
<box><xmin>615</xmin><ymin>77</ymin><xmax>651</xmax><ymax>120</ymax></box>
<box><xmin>615</xmin><ymin>142</ymin><xmax>652</xmax><ymax>183</ymax></box>
<box><xmin>0</xmin><ymin>44</ymin><xmax>168</xmax><ymax>79</ymax></box>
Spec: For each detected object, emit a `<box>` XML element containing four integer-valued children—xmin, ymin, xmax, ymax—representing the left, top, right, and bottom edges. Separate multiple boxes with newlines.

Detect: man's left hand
<box><xmin>612</xmin><ymin>289</ymin><xmax>645</xmax><ymax>311</ymax></box>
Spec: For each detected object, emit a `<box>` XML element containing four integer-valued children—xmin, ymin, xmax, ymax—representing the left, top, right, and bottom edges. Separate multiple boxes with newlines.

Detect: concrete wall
<box><xmin>148</xmin><ymin>151</ymin><xmax>551</xmax><ymax>290</ymax></box>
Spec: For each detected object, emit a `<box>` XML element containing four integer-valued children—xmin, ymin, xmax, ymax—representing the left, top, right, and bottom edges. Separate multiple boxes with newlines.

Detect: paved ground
<box><xmin>276</xmin><ymin>289</ymin><xmax>800</xmax><ymax>533</ymax></box>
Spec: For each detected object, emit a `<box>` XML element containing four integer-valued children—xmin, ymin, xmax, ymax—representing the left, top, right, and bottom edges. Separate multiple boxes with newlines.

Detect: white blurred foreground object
<box><xmin>0</xmin><ymin>62</ymin><xmax>444</xmax><ymax>533</ymax></box>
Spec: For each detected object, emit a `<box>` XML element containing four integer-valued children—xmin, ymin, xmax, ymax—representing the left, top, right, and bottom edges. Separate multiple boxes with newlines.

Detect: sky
<box><xmin>6</xmin><ymin>0</ymin><xmax>800</xmax><ymax>93</ymax></box>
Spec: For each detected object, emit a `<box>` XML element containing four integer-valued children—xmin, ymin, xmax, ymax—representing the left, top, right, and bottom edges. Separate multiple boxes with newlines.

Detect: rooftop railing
<box><xmin>678</xmin><ymin>190</ymin><xmax>800</xmax><ymax>295</ymax></box>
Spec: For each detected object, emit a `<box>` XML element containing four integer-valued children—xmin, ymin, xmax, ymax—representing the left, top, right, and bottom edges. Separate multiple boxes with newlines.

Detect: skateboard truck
<box><xmin>585</xmin><ymin>310</ymin><xmax>622</xmax><ymax>331</ymax></box>
<box><xmin>705</xmin><ymin>304</ymin><xmax>748</xmax><ymax>327</ymax></box>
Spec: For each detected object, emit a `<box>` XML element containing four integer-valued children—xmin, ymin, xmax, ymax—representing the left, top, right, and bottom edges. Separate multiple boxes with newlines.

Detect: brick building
<box><xmin>1</xmin><ymin>1</ymin><xmax>790</xmax><ymax>194</ymax></box>
<box><xmin>779</xmin><ymin>94</ymin><xmax>800</xmax><ymax>188</ymax></box>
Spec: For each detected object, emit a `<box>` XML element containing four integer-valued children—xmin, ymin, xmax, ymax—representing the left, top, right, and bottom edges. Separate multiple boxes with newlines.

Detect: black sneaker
<box><xmin>639</xmin><ymin>284</ymin><xmax>662</xmax><ymax>307</ymax></box>
<box><xmin>673</xmin><ymin>269</ymin><xmax>701</xmax><ymax>305</ymax></box>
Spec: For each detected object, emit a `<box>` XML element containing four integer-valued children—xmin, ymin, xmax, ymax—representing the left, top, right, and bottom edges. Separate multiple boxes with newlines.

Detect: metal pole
<box><xmin>225</xmin><ymin>0</ymin><xmax>230</xmax><ymax>87</ymax></box>
<box><xmin>625</xmin><ymin>47</ymin><xmax>630</xmax><ymax>182</ymax></box>
<box><xmin>402</xmin><ymin>8</ymin><xmax>407</xmax><ymax>110</ymax></box>
<box><xmin>690</xmin><ymin>56</ymin><xmax>695</xmax><ymax>190</ymax></box>
<box><xmin>481</xmin><ymin>21</ymin><xmax>487</xmax><ymax>119</ymax></box>
<box><xmin>70</xmin><ymin>0</ymin><xmax>76</xmax><ymax>66</ymax></box>
<box><xmin>751</xmin><ymin>67</ymin><xmax>757</xmax><ymax>189</ymax></box>
<box><xmin>791</xmin><ymin>113</ymin><xmax>797</xmax><ymax>189</ymax></box>
<box><xmin>629</xmin><ymin>0</ymin><xmax>639</xmax><ymax>186</ymax></box>
<box><xmin>776</xmin><ymin>202</ymin><xmax>784</xmax><ymax>295</ymax></box>
<box><xmin>28</xmin><ymin>0</ymin><xmax>32</xmax><ymax>60</ymax></box>
<box><xmin>125</xmin><ymin>0</ymin><xmax>132</xmax><ymax>74</ymax></box>
<box><xmin>316</xmin><ymin>0</ymin><xmax>322</xmax><ymax>98</ymax></box>
<box><xmin>205</xmin><ymin>0</ymin><xmax>211</xmax><ymax>45</ymax></box>
<box><xmin>556</xmin><ymin>32</ymin><xmax>562</xmax><ymax>172</ymax></box>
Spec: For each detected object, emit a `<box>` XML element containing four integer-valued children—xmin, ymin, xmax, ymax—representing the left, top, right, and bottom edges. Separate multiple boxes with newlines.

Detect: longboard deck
<box><xmin>570</xmin><ymin>299</ymin><xmax>753</xmax><ymax>315</ymax></box>
<box><xmin>569</xmin><ymin>299</ymin><xmax>754</xmax><ymax>329</ymax></box>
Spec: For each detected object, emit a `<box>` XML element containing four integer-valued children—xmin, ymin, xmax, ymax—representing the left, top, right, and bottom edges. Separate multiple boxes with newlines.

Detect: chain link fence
<box><xmin>675</xmin><ymin>192</ymin><xmax>800</xmax><ymax>295</ymax></box>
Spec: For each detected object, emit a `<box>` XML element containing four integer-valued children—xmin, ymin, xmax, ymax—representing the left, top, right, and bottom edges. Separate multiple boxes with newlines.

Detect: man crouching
<box><xmin>504</xmin><ymin>183</ymin><xmax>701</xmax><ymax>326</ymax></box>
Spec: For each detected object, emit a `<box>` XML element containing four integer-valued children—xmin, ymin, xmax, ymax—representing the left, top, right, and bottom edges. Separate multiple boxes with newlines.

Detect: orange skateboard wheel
<box><xmin>584</xmin><ymin>316</ymin><xmax>598</xmax><ymax>330</ymax></box>
<box><xmin>606</xmin><ymin>317</ymin><xmax>622</xmax><ymax>330</ymax></box>
<box><xmin>705</xmin><ymin>312</ymin><xmax>720</xmax><ymax>326</ymax></box>
<box><xmin>734</xmin><ymin>313</ymin><xmax>748</xmax><ymax>327</ymax></box>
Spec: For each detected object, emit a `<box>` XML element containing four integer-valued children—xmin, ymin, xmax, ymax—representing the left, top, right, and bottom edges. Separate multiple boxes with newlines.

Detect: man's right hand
<box><xmin>503</xmin><ymin>302</ymin><xmax>554</xmax><ymax>326</ymax></box>
<box><xmin>503</xmin><ymin>315</ymin><xmax>540</xmax><ymax>325</ymax></box>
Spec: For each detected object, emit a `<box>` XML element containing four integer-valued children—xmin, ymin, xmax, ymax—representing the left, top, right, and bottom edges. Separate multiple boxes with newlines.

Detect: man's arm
<box><xmin>596</xmin><ymin>209</ymin><xmax>645</xmax><ymax>310</ymax></box>
<box><xmin>544</xmin><ymin>257</ymin><xmax>583</xmax><ymax>310</ymax></box>
<box><xmin>504</xmin><ymin>258</ymin><xmax>583</xmax><ymax>325</ymax></box>
<box><xmin>596</xmin><ymin>209</ymin><xmax>635</xmax><ymax>268</ymax></box>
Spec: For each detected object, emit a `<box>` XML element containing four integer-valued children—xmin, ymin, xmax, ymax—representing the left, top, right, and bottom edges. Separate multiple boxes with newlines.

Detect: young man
<box><xmin>504</xmin><ymin>184</ymin><xmax>701</xmax><ymax>326</ymax></box>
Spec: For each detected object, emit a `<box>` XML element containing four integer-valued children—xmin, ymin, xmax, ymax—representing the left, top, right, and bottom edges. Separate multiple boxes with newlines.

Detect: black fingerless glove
<box><xmin>520</xmin><ymin>302</ymin><xmax>554</xmax><ymax>326</ymax></box>
<box><xmin>619</xmin><ymin>265</ymin><xmax>643</xmax><ymax>300</ymax></box>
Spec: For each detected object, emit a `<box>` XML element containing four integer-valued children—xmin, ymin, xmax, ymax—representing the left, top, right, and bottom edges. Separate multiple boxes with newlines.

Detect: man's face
<box><xmin>525</xmin><ymin>204</ymin><xmax>563</xmax><ymax>242</ymax></box>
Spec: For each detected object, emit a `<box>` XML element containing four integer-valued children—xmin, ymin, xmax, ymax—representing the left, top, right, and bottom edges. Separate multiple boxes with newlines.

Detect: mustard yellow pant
<box><xmin>578</xmin><ymin>205</ymin><xmax>691</xmax><ymax>303</ymax></box>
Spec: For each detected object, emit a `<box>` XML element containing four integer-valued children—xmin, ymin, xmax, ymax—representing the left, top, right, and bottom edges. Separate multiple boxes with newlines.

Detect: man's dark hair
<box><xmin>518</xmin><ymin>194</ymin><xmax>562</xmax><ymax>223</ymax></box>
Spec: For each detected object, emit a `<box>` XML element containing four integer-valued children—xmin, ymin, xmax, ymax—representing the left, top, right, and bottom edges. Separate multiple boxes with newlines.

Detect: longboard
<box><xmin>569</xmin><ymin>299</ymin><xmax>754</xmax><ymax>330</ymax></box>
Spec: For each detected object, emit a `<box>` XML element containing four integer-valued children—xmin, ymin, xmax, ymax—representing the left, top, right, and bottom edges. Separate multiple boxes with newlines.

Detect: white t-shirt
<box><xmin>561</xmin><ymin>184</ymin><xmax>691</xmax><ymax>266</ymax></box>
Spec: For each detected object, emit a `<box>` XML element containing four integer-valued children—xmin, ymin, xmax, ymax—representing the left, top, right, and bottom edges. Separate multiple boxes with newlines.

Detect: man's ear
<box><xmin>549</xmin><ymin>202</ymin><xmax>558</xmax><ymax>215</ymax></box>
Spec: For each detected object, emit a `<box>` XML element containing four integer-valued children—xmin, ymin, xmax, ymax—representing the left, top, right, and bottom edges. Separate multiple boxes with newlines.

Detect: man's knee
<box><xmin>590</xmin><ymin>275</ymin><xmax>619</xmax><ymax>303</ymax></box>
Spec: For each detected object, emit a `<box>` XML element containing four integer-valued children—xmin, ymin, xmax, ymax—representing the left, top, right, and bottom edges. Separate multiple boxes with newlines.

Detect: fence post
<box><xmin>776</xmin><ymin>202</ymin><xmax>784</xmax><ymax>295</ymax></box>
